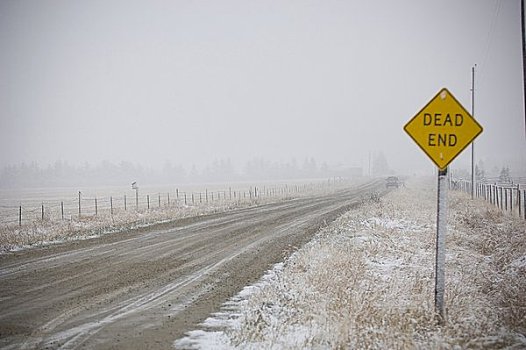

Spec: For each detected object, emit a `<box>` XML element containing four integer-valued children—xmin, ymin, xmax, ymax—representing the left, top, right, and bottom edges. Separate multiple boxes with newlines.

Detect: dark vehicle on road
<box><xmin>386</xmin><ymin>176</ymin><xmax>400</xmax><ymax>188</ymax></box>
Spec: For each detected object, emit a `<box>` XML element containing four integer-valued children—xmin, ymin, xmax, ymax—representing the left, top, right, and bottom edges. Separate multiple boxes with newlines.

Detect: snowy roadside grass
<box><xmin>175</xmin><ymin>177</ymin><xmax>526</xmax><ymax>349</ymax></box>
<box><xmin>0</xmin><ymin>197</ymin><xmax>285</xmax><ymax>254</ymax></box>
<box><xmin>0</xmin><ymin>181</ymin><xmax>360</xmax><ymax>254</ymax></box>
<box><xmin>0</xmin><ymin>204</ymin><xmax>202</xmax><ymax>253</ymax></box>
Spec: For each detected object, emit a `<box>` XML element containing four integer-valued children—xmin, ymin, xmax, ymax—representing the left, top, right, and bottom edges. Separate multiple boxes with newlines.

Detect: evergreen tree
<box><xmin>499</xmin><ymin>166</ymin><xmax>511</xmax><ymax>183</ymax></box>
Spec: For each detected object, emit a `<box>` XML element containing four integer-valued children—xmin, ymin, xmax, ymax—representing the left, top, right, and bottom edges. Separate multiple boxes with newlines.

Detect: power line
<box><xmin>478</xmin><ymin>0</ymin><xmax>502</xmax><ymax>88</ymax></box>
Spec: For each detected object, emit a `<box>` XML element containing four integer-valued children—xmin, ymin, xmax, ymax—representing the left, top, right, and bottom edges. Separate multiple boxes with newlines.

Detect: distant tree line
<box><xmin>0</xmin><ymin>161</ymin><xmax>158</xmax><ymax>188</ymax></box>
<box><xmin>0</xmin><ymin>158</ymin><xmax>366</xmax><ymax>188</ymax></box>
<box><xmin>455</xmin><ymin>160</ymin><xmax>519</xmax><ymax>184</ymax></box>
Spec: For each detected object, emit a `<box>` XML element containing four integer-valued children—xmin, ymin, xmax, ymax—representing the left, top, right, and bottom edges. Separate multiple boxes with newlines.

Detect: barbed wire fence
<box><xmin>450</xmin><ymin>177</ymin><xmax>526</xmax><ymax>220</ymax></box>
<box><xmin>0</xmin><ymin>179</ymin><xmax>349</xmax><ymax>229</ymax></box>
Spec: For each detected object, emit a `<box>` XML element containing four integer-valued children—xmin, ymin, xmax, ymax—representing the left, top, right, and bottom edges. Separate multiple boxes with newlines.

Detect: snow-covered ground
<box><xmin>0</xmin><ymin>180</ymin><xmax>355</xmax><ymax>253</ymax></box>
<box><xmin>175</xmin><ymin>177</ymin><xmax>526</xmax><ymax>349</ymax></box>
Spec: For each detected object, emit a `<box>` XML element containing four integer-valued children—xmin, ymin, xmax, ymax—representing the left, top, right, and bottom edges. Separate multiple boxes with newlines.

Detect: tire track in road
<box><xmin>0</xmin><ymin>180</ymin><xmax>384</xmax><ymax>349</ymax></box>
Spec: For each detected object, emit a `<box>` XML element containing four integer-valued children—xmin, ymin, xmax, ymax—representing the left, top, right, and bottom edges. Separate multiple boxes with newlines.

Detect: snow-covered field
<box><xmin>0</xmin><ymin>179</ymin><xmax>353</xmax><ymax>253</ymax></box>
<box><xmin>175</xmin><ymin>177</ymin><xmax>526</xmax><ymax>349</ymax></box>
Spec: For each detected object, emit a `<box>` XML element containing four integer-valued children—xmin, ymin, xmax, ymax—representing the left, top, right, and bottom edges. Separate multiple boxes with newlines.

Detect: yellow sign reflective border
<box><xmin>404</xmin><ymin>88</ymin><xmax>483</xmax><ymax>169</ymax></box>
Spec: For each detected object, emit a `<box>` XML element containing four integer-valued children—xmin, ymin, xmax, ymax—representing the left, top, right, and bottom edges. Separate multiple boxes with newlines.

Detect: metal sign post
<box><xmin>404</xmin><ymin>87</ymin><xmax>483</xmax><ymax>324</ymax></box>
<box><xmin>132</xmin><ymin>182</ymin><xmax>139</xmax><ymax>210</ymax></box>
<box><xmin>435</xmin><ymin>168</ymin><xmax>448</xmax><ymax>322</ymax></box>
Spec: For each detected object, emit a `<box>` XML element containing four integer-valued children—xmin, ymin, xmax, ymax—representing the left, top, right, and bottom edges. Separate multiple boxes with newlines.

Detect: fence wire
<box><xmin>451</xmin><ymin>178</ymin><xmax>526</xmax><ymax>220</ymax></box>
<box><xmin>0</xmin><ymin>181</ymin><xmax>339</xmax><ymax>228</ymax></box>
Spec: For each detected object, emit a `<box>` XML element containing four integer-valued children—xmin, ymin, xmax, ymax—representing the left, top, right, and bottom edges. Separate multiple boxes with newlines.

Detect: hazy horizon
<box><xmin>1</xmin><ymin>0</ymin><xmax>525</xmax><ymax>184</ymax></box>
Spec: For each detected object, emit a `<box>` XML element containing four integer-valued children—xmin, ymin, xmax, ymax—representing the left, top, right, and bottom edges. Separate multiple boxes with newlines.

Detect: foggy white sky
<box><xmin>0</xmin><ymin>0</ymin><xmax>524</xmax><ymax>175</ymax></box>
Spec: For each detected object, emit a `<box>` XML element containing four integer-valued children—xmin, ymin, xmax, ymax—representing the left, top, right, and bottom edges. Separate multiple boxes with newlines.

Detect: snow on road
<box><xmin>175</xmin><ymin>177</ymin><xmax>526</xmax><ymax>349</ymax></box>
<box><xmin>0</xmin><ymin>180</ymin><xmax>384</xmax><ymax>349</ymax></box>
<box><xmin>0</xmin><ymin>181</ymin><xmax>352</xmax><ymax>254</ymax></box>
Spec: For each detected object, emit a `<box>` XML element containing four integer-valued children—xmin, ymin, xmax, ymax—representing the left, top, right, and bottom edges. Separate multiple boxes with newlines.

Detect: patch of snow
<box><xmin>510</xmin><ymin>255</ymin><xmax>526</xmax><ymax>269</ymax></box>
<box><xmin>174</xmin><ymin>177</ymin><xmax>526</xmax><ymax>349</ymax></box>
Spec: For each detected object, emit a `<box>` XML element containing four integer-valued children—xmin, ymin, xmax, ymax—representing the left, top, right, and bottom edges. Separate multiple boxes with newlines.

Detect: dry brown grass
<box><xmin>450</xmin><ymin>191</ymin><xmax>526</xmax><ymax>339</ymax></box>
<box><xmin>221</xmin><ymin>179</ymin><xmax>526</xmax><ymax>349</ymax></box>
<box><xmin>0</xmin><ymin>183</ymin><xmax>357</xmax><ymax>254</ymax></box>
<box><xmin>0</xmin><ymin>199</ymin><xmax>265</xmax><ymax>253</ymax></box>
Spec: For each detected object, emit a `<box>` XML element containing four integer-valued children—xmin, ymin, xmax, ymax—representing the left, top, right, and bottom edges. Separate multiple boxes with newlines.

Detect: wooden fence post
<box><xmin>489</xmin><ymin>185</ymin><xmax>493</xmax><ymax>205</ymax></box>
<box><xmin>510</xmin><ymin>188</ymin><xmax>513</xmax><ymax>212</ymax></box>
<box><xmin>517</xmin><ymin>184</ymin><xmax>522</xmax><ymax>218</ymax></box>
<box><xmin>41</xmin><ymin>203</ymin><xmax>44</xmax><ymax>221</ymax></box>
<box><xmin>491</xmin><ymin>185</ymin><xmax>494</xmax><ymax>204</ymax></box>
<box><xmin>95</xmin><ymin>198</ymin><xmax>98</xmax><ymax>216</ymax></box>
<box><xmin>19</xmin><ymin>205</ymin><xmax>22</xmax><ymax>226</ymax></box>
<box><xmin>517</xmin><ymin>189</ymin><xmax>522</xmax><ymax>219</ymax></box>
<box><xmin>124</xmin><ymin>195</ymin><xmax>127</xmax><ymax>211</ymax></box>
<box><xmin>61</xmin><ymin>201</ymin><xmax>64</xmax><ymax>220</ymax></box>
<box><xmin>147</xmin><ymin>195</ymin><xmax>150</xmax><ymax>210</ymax></box>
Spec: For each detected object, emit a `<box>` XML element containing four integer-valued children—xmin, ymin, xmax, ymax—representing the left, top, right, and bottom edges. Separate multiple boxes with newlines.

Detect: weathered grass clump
<box><xmin>0</xmin><ymin>182</ymin><xmax>356</xmax><ymax>253</ymax></box>
<box><xmin>450</xmin><ymin>194</ymin><xmax>526</xmax><ymax>339</ymax></box>
<box><xmin>221</xmin><ymin>179</ymin><xmax>525</xmax><ymax>349</ymax></box>
<box><xmin>0</xmin><ymin>199</ymin><xmax>260</xmax><ymax>253</ymax></box>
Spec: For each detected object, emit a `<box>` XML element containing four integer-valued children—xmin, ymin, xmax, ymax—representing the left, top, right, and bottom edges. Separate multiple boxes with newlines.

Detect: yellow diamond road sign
<box><xmin>404</xmin><ymin>88</ymin><xmax>483</xmax><ymax>170</ymax></box>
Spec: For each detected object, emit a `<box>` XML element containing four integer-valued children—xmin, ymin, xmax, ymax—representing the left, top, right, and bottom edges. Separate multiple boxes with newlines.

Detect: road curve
<box><xmin>0</xmin><ymin>180</ymin><xmax>384</xmax><ymax>350</ymax></box>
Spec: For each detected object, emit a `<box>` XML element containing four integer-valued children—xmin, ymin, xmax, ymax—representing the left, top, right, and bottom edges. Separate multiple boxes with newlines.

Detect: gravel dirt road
<box><xmin>0</xmin><ymin>180</ymin><xmax>384</xmax><ymax>349</ymax></box>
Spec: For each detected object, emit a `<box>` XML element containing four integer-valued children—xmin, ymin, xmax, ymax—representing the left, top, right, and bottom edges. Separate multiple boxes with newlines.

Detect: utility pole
<box><xmin>522</xmin><ymin>0</ymin><xmax>526</xmax><ymax>135</ymax></box>
<box><xmin>471</xmin><ymin>65</ymin><xmax>476</xmax><ymax>200</ymax></box>
<box><xmin>368</xmin><ymin>151</ymin><xmax>372</xmax><ymax>177</ymax></box>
